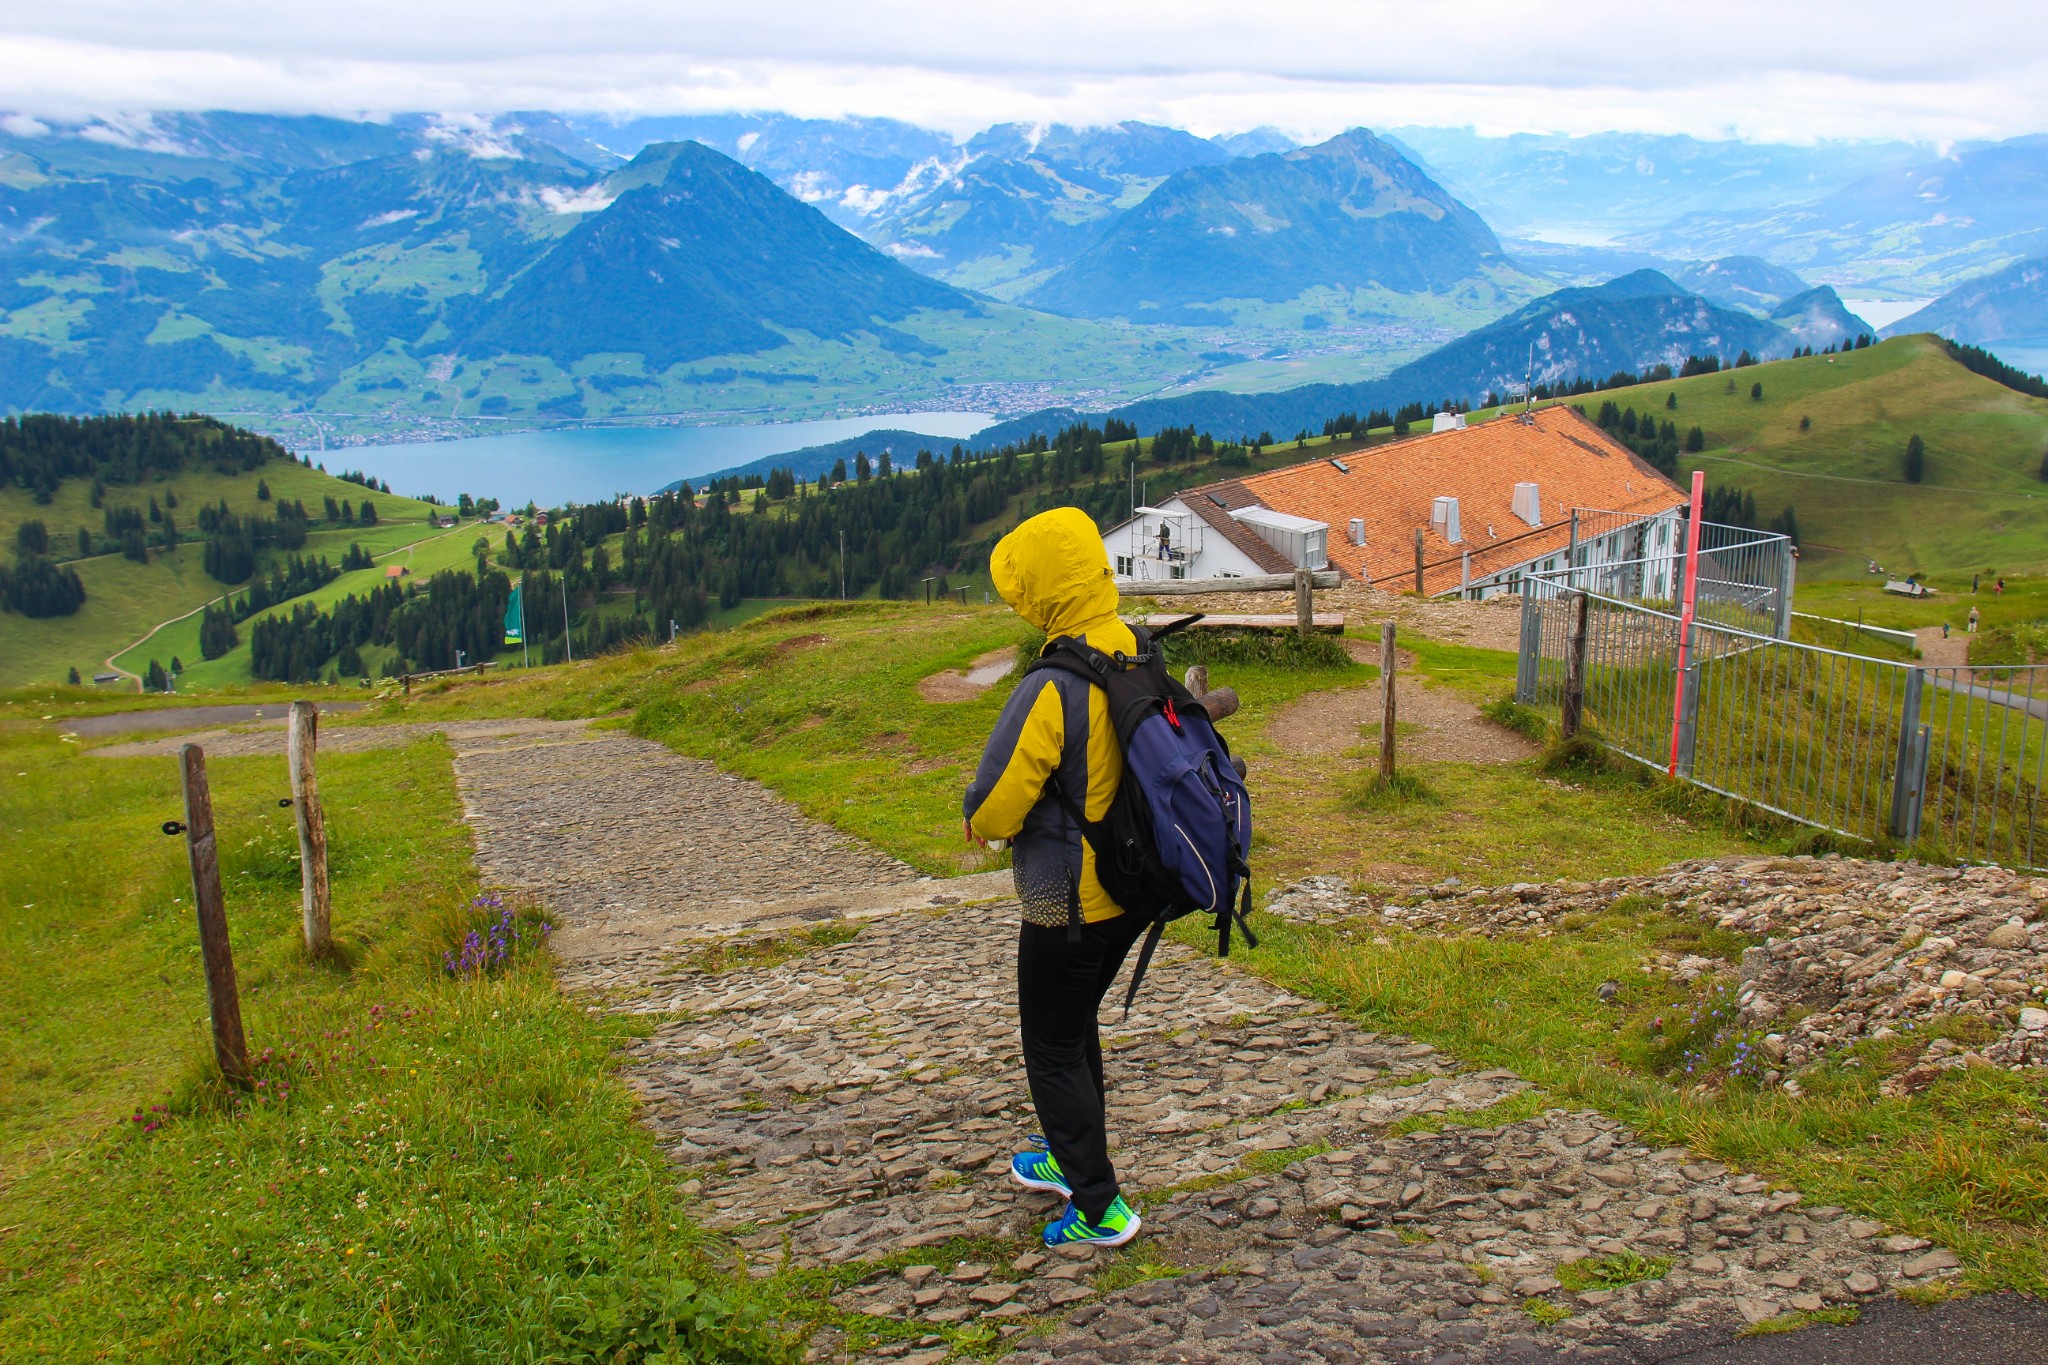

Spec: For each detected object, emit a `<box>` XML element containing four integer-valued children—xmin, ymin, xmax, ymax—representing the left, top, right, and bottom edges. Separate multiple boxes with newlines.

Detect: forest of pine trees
<box><xmin>0</xmin><ymin>412</ymin><xmax>288</xmax><ymax>503</ymax></box>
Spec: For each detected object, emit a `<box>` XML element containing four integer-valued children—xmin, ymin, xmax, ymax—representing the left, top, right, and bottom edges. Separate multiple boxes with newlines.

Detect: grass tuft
<box><xmin>1481</xmin><ymin>694</ymin><xmax>1551</xmax><ymax>742</ymax></box>
<box><xmin>1739</xmin><ymin>1305</ymin><xmax>1862</xmax><ymax>1335</ymax></box>
<box><xmin>1554</xmin><ymin>1251</ymin><xmax>1673</xmax><ymax>1292</ymax></box>
<box><xmin>1343</xmin><ymin>770</ymin><xmax>1439</xmax><ymax>811</ymax></box>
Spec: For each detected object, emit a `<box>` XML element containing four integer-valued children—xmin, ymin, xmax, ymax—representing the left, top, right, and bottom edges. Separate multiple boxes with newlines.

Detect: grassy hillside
<box><xmin>110</xmin><ymin>521</ymin><xmax>484</xmax><ymax>690</ymax></box>
<box><xmin>0</xmin><ymin>461</ymin><xmax>453</xmax><ymax>688</ymax></box>
<box><xmin>1538</xmin><ymin>335</ymin><xmax>2048</xmax><ymax>581</ymax></box>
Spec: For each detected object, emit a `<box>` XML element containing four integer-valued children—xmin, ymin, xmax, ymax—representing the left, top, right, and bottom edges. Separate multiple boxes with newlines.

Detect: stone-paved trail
<box><xmin>451</xmin><ymin>727</ymin><xmax>1981</xmax><ymax>1365</ymax></box>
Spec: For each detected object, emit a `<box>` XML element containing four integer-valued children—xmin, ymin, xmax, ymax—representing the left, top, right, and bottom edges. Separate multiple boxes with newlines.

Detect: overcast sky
<box><xmin>2</xmin><ymin>1</ymin><xmax>2044</xmax><ymax>144</ymax></box>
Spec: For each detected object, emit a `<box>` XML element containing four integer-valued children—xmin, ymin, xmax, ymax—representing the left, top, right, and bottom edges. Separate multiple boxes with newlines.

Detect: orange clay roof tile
<box><xmin>1179</xmin><ymin>406</ymin><xmax>1684</xmax><ymax>594</ymax></box>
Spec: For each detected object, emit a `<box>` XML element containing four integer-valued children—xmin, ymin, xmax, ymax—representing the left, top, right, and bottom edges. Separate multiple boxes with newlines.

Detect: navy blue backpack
<box><xmin>1026</xmin><ymin>616</ymin><xmax>1257</xmax><ymax>1010</ymax></box>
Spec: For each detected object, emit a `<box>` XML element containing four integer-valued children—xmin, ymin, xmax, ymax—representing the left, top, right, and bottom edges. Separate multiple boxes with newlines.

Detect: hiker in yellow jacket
<box><xmin>964</xmin><ymin>507</ymin><xmax>1145</xmax><ymax>1247</ymax></box>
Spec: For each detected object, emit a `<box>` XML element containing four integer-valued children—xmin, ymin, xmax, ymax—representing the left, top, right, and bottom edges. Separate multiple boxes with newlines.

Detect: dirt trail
<box><xmin>1265</xmin><ymin>644</ymin><xmax>1538</xmax><ymax>764</ymax></box>
<box><xmin>435</xmin><ymin>722</ymin><xmax>1961</xmax><ymax>1365</ymax></box>
<box><xmin>1914</xmin><ymin>625</ymin><xmax>1971</xmax><ymax>669</ymax></box>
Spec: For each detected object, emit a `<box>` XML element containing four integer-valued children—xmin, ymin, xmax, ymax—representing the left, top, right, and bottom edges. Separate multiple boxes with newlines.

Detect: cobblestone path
<box><xmin>451</xmin><ymin>729</ymin><xmax>1965</xmax><ymax>1365</ymax></box>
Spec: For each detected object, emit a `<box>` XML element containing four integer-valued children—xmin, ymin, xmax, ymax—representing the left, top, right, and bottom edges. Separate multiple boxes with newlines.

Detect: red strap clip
<box><xmin>1163</xmin><ymin>697</ymin><xmax>1182</xmax><ymax>730</ymax></box>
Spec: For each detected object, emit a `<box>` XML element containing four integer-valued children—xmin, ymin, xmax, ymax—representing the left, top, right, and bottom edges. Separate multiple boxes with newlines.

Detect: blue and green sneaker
<box><xmin>1010</xmin><ymin>1148</ymin><xmax>1071</xmax><ymax>1196</ymax></box>
<box><xmin>1042</xmin><ymin>1195</ymin><xmax>1141</xmax><ymax>1247</ymax></box>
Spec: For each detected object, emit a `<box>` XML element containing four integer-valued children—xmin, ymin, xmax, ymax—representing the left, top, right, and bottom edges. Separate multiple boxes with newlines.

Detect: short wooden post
<box><xmin>1413</xmin><ymin>528</ymin><xmax>1426</xmax><ymax>595</ymax></box>
<box><xmin>1184</xmin><ymin>664</ymin><xmax>1209</xmax><ymax>698</ymax></box>
<box><xmin>1561</xmin><ymin>591</ymin><xmax>1592</xmax><ymax>739</ymax></box>
<box><xmin>1379</xmin><ymin>620</ymin><xmax>1398</xmax><ymax>782</ymax></box>
<box><xmin>179</xmin><ymin>745</ymin><xmax>250</xmax><ymax>1085</ymax></box>
<box><xmin>1293</xmin><ymin>568</ymin><xmax>1314</xmax><ymax>639</ymax></box>
<box><xmin>288</xmin><ymin>701</ymin><xmax>333</xmax><ymax>957</ymax></box>
<box><xmin>402</xmin><ymin>672</ymin><xmax>412</xmax><ymax>695</ymax></box>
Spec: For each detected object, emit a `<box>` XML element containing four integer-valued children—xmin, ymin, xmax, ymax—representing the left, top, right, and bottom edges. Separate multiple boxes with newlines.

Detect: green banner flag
<box><xmin>504</xmin><ymin>581</ymin><xmax>524</xmax><ymax>644</ymax></box>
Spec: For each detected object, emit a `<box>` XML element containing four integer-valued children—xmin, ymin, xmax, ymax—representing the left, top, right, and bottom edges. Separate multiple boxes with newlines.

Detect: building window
<box><xmin>1170</xmin><ymin>564</ymin><xmax>1186</xmax><ymax>579</ymax></box>
<box><xmin>1115</xmin><ymin>555</ymin><xmax>1133</xmax><ymax>576</ymax></box>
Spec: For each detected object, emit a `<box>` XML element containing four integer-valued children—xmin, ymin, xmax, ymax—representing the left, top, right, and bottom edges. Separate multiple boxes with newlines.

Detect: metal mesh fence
<box><xmin>1537</xmin><ymin>511</ymin><xmax>1795</xmax><ymax>638</ymax></box>
<box><xmin>1517</xmin><ymin>586</ymin><xmax>2048</xmax><ymax>871</ymax></box>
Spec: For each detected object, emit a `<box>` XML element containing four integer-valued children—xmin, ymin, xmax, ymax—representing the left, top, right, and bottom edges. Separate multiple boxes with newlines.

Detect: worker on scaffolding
<box><xmin>1155</xmin><ymin>520</ymin><xmax>1174</xmax><ymax>562</ymax></box>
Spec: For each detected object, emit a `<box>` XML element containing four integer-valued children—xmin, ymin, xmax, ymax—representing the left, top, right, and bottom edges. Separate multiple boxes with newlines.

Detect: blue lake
<box><xmin>330</xmin><ymin>412</ymin><xmax>993</xmax><ymax>507</ymax></box>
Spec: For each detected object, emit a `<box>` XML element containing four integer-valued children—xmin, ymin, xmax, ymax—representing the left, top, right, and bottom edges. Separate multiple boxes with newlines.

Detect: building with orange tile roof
<box><xmin>1103</xmin><ymin>405</ymin><xmax>1688</xmax><ymax>598</ymax></box>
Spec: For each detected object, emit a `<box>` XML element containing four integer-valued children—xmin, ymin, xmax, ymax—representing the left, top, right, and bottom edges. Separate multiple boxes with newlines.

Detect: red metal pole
<box><xmin>1667</xmin><ymin>470</ymin><xmax>1707</xmax><ymax>775</ymax></box>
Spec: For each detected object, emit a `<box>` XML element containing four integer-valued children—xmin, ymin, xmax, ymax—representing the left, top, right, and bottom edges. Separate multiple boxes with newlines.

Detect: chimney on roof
<box><xmin>1348</xmin><ymin>517</ymin><xmax>1366</xmax><ymax>547</ymax></box>
<box><xmin>1432</xmin><ymin>411</ymin><xmax>1466</xmax><ymax>433</ymax></box>
<box><xmin>1430</xmin><ymin>496</ymin><xmax>1462</xmax><ymax>544</ymax></box>
<box><xmin>1512</xmin><ymin>482</ymin><xmax>1542</xmax><ymax>528</ymax></box>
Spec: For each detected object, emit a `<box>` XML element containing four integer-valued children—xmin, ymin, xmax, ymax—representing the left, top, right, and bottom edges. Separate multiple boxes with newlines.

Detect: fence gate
<box><xmin>1517</xmin><ymin>585</ymin><xmax>2047</xmax><ymax>870</ymax></box>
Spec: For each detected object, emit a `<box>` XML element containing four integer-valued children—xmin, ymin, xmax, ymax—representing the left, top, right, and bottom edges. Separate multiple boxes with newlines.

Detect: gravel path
<box><xmin>68</xmin><ymin>700</ymin><xmax>364</xmax><ymax>738</ymax></box>
<box><xmin>431</xmin><ymin>723</ymin><xmax>1978</xmax><ymax>1364</ymax></box>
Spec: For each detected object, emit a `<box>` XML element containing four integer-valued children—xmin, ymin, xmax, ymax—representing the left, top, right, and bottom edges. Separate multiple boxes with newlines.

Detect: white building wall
<box><xmin>1103</xmin><ymin>498</ymin><xmax>1269</xmax><ymax>582</ymax></box>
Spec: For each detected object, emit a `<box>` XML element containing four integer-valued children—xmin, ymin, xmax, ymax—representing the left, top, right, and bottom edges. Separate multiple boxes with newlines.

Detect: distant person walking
<box><xmin>1969</xmin><ymin>606</ymin><xmax>1981</xmax><ymax>634</ymax></box>
<box><xmin>964</xmin><ymin>508</ymin><xmax>1145</xmax><ymax>1249</ymax></box>
<box><xmin>1973</xmin><ymin>574</ymin><xmax>1981</xmax><ymax>594</ymax></box>
<box><xmin>1942</xmin><ymin>621</ymin><xmax>1951</xmax><ymax>640</ymax></box>
<box><xmin>1996</xmin><ymin>577</ymin><xmax>2006</xmax><ymax>596</ymax></box>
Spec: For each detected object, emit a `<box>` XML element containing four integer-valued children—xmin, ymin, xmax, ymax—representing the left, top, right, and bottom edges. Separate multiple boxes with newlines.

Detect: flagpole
<box><xmin>562</xmin><ymin>577</ymin><xmax>573</xmax><ymax>663</ymax></box>
<box><xmin>521</xmin><ymin>577</ymin><xmax>529</xmax><ymax>669</ymax></box>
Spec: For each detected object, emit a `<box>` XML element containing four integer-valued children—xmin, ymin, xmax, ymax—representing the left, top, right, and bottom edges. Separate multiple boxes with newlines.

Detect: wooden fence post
<box><xmin>1561</xmin><ymin>591</ymin><xmax>1592</xmax><ymax>740</ymax></box>
<box><xmin>1379</xmin><ymin>620</ymin><xmax>1398</xmax><ymax>782</ymax></box>
<box><xmin>1293</xmin><ymin>568</ymin><xmax>1313</xmax><ymax>639</ymax></box>
<box><xmin>1413</xmin><ymin>528</ymin><xmax>1426</xmax><ymax>595</ymax></box>
<box><xmin>178</xmin><ymin>745</ymin><xmax>250</xmax><ymax>1085</ymax></box>
<box><xmin>288</xmin><ymin>701</ymin><xmax>333</xmax><ymax>957</ymax></box>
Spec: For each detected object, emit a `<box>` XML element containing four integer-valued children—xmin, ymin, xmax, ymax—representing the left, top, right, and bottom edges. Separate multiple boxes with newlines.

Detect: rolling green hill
<box><xmin>1560</xmin><ymin>335</ymin><xmax>2048</xmax><ymax>581</ymax></box>
<box><xmin>0</xmin><ymin>455</ymin><xmax>454</xmax><ymax>688</ymax></box>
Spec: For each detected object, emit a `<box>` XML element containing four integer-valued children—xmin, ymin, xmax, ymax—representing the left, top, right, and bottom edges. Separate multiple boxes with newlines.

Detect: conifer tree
<box><xmin>1904</xmin><ymin>434</ymin><xmax>1925</xmax><ymax>483</ymax></box>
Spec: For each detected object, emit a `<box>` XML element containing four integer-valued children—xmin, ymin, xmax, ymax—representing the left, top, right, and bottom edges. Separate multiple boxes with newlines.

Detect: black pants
<box><xmin>1017</xmin><ymin>911</ymin><xmax>1148</xmax><ymax>1222</ymax></box>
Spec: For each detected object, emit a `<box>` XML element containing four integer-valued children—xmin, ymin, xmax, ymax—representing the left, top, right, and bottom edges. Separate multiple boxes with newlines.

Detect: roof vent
<box><xmin>1432</xmin><ymin>411</ymin><xmax>1467</xmax><ymax>433</ymax></box>
<box><xmin>1348</xmin><ymin>517</ymin><xmax>1366</xmax><ymax>547</ymax></box>
<box><xmin>1430</xmin><ymin>496</ymin><xmax>1463</xmax><ymax>545</ymax></box>
<box><xmin>1512</xmin><ymin>482</ymin><xmax>1542</xmax><ymax>528</ymax></box>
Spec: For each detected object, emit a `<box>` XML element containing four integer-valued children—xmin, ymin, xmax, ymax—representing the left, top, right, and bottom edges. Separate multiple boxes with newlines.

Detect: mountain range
<box><xmin>1020</xmin><ymin>129</ymin><xmax>1534</xmax><ymax>325</ymax></box>
<box><xmin>968</xmin><ymin>270</ymin><xmax>1826</xmax><ymax>447</ymax></box>
<box><xmin>0</xmin><ymin>115</ymin><xmax>1226</xmax><ymax>426</ymax></box>
<box><xmin>0</xmin><ymin>106</ymin><xmax>2040</xmax><ymax>440</ymax></box>
<box><xmin>1383</xmin><ymin>128</ymin><xmax>1929</xmax><ymax>239</ymax></box>
<box><xmin>1889</xmin><ymin>257</ymin><xmax>2048</xmax><ymax>345</ymax></box>
<box><xmin>860</xmin><ymin>121</ymin><xmax>1232</xmax><ymax>297</ymax></box>
<box><xmin>1626</xmin><ymin>136</ymin><xmax>2048</xmax><ymax>294</ymax></box>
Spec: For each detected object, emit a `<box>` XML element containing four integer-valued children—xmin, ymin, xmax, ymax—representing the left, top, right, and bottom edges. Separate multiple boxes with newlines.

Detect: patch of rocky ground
<box><xmin>1266</xmin><ymin>856</ymin><xmax>2048</xmax><ymax>1088</ymax></box>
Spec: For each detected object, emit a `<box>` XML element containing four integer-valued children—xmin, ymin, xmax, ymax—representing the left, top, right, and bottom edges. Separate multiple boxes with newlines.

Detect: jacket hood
<box><xmin>991</xmin><ymin>507</ymin><xmax>1121</xmax><ymax>637</ymax></box>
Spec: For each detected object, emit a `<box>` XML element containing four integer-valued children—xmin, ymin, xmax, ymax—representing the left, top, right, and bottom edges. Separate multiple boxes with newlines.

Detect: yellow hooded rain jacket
<box><xmin>964</xmin><ymin>508</ymin><xmax>1135</xmax><ymax>925</ymax></box>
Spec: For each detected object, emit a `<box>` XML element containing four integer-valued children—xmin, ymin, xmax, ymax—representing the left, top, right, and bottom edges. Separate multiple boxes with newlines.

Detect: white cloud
<box><xmin>421</xmin><ymin>112</ymin><xmax>523</xmax><ymax>159</ymax></box>
<box><xmin>1</xmin><ymin>112</ymin><xmax>50</xmax><ymax>136</ymax></box>
<box><xmin>75</xmin><ymin>111</ymin><xmax>193</xmax><ymax>154</ymax></box>
<box><xmin>538</xmin><ymin>184</ymin><xmax>616</xmax><ymax>214</ymax></box>
<box><xmin>361</xmin><ymin>208</ymin><xmax>419</xmax><ymax>227</ymax></box>
<box><xmin>0</xmin><ymin>3</ymin><xmax>2043</xmax><ymax>143</ymax></box>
